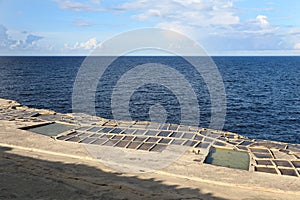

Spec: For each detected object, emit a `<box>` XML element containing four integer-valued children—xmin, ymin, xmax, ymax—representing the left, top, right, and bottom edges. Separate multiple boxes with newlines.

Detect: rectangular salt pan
<box><xmin>204</xmin><ymin>147</ymin><xmax>250</xmax><ymax>171</ymax></box>
<box><xmin>23</xmin><ymin>123</ymin><xmax>75</xmax><ymax>136</ymax></box>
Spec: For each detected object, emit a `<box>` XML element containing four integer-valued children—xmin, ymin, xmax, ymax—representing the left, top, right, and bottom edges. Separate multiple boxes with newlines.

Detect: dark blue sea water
<box><xmin>0</xmin><ymin>56</ymin><xmax>299</xmax><ymax>143</ymax></box>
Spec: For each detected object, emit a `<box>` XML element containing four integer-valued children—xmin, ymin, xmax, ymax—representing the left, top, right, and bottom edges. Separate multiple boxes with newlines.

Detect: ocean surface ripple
<box><xmin>0</xmin><ymin>56</ymin><xmax>299</xmax><ymax>143</ymax></box>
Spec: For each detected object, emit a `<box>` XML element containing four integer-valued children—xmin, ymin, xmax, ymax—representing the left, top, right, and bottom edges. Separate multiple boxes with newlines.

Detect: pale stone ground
<box><xmin>1</xmin><ymin>120</ymin><xmax>300</xmax><ymax>200</ymax></box>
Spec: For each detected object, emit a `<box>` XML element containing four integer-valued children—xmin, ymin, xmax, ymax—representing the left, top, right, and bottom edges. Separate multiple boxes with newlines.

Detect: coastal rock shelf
<box><xmin>0</xmin><ymin>98</ymin><xmax>299</xmax><ymax>177</ymax></box>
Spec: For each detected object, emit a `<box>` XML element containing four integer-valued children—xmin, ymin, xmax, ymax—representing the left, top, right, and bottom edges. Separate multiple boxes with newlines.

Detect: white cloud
<box><xmin>0</xmin><ymin>24</ymin><xmax>43</xmax><ymax>50</ymax></box>
<box><xmin>237</xmin><ymin>14</ymin><xmax>278</xmax><ymax>37</ymax></box>
<box><xmin>54</xmin><ymin>0</ymin><xmax>239</xmax><ymax>27</ymax></box>
<box><xmin>293</xmin><ymin>43</ymin><xmax>300</xmax><ymax>49</ymax></box>
<box><xmin>25</xmin><ymin>34</ymin><xmax>43</xmax><ymax>45</ymax></box>
<box><xmin>133</xmin><ymin>9</ymin><xmax>161</xmax><ymax>20</ymax></box>
<box><xmin>289</xmin><ymin>29</ymin><xmax>300</xmax><ymax>36</ymax></box>
<box><xmin>119</xmin><ymin>0</ymin><xmax>240</xmax><ymax>26</ymax></box>
<box><xmin>55</xmin><ymin>0</ymin><xmax>104</xmax><ymax>12</ymax></box>
<box><xmin>64</xmin><ymin>37</ymin><xmax>101</xmax><ymax>50</ymax></box>
<box><xmin>156</xmin><ymin>21</ymin><xmax>196</xmax><ymax>37</ymax></box>
<box><xmin>256</xmin><ymin>15</ymin><xmax>269</xmax><ymax>26</ymax></box>
<box><xmin>114</xmin><ymin>1</ymin><xmax>300</xmax><ymax>54</ymax></box>
<box><xmin>7</xmin><ymin>1</ymin><xmax>299</xmax><ymax>55</ymax></box>
<box><xmin>0</xmin><ymin>25</ymin><xmax>10</xmax><ymax>47</ymax></box>
<box><xmin>55</xmin><ymin>0</ymin><xmax>240</xmax><ymax>29</ymax></box>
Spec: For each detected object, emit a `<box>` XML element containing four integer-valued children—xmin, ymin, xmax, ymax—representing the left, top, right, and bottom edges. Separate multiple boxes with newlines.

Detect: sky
<box><xmin>1</xmin><ymin>0</ymin><xmax>300</xmax><ymax>56</ymax></box>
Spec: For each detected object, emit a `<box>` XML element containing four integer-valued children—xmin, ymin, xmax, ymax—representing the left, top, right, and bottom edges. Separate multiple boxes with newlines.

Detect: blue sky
<box><xmin>1</xmin><ymin>0</ymin><xmax>300</xmax><ymax>55</ymax></box>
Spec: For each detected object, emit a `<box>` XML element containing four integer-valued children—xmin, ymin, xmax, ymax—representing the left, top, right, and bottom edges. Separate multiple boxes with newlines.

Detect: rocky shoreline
<box><xmin>0</xmin><ymin>98</ymin><xmax>299</xmax><ymax>199</ymax></box>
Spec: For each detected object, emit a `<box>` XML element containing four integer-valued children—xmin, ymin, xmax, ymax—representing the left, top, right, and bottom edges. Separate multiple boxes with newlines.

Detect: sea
<box><xmin>0</xmin><ymin>56</ymin><xmax>299</xmax><ymax>144</ymax></box>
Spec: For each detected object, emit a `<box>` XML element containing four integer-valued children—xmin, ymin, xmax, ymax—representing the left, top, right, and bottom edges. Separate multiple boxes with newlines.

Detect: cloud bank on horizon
<box><xmin>0</xmin><ymin>0</ymin><xmax>300</xmax><ymax>55</ymax></box>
